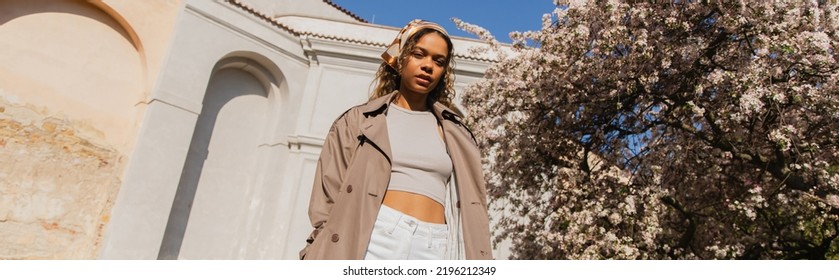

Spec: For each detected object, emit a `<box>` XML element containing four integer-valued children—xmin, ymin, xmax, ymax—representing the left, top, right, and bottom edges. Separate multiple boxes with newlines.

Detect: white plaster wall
<box><xmin>100</xmin><ymin>0</ymin><xmax>309</xmax><ymax>259</ymax></box>
<box><xmin>307</xmin><ymin>65</ymin><xmax>374</xmax><ymax>135</ymax></box>
<box><xmin>177</xmin><ymin>69</ymin><xmax>270</xmax><ymax>259</ymax></box>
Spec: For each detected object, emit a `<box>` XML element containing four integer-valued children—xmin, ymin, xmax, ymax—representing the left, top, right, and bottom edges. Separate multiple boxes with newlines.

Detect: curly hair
<box><xmin>370</xmin><ymin>29</ymin><xmax>458</xmax><ymax>113</ymax></box>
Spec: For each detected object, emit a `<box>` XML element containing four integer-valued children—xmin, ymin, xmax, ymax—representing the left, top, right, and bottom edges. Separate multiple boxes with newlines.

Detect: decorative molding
<box><xmin>302</xmin><ymin>36</ymin><xmax>383</xmax><ymax>68</ymax></box>
<box><xmin>224</xmin><ymin>0</ymin><xmax>299</xmax><ymax>36</ymax></box>
<box><xmin>146</xmin><ymin>89</ymin><xmax>202</xmax><ymax>115</ymax></box>
<box><xmin>286</xmin><ymin>134</ymin><xmax>325</xmax><ymax>150</ymax></box>
<box><xmin>223</xmin><ymin>2</ymin><xmax>500</xmax><ymax>64</ymax></box>
<box><xmin>186</xmin><ymin>2</ymin><xmax>309</xmax><ymax>65</ymax></box>
<box><xmin>321</xmin><ymin>0</ymin><xmax>368</xmax><ymax>23</ymax></box>
<box><xmin>299</xmin><ymin>35</ymin><xmax>319</xmax><ymax>65</ymax></box>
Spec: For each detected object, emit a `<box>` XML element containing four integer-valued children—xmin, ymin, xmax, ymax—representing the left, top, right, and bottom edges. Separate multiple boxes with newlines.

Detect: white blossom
<box><xmin>463</xmin><ymin>1</ymin><xmax>839</xmax><ymax>260</ymax></box>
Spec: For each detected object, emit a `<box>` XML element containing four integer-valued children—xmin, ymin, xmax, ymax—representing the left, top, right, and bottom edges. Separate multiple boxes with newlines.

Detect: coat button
<box><xmin>346</xmin><ymin>185</ymin><xmax>353</xmax><ymax>193</ymax></box>
<box><xmin>331</xmin><ymin>233</ymin><xmax>340</xmax><ymax>242</ymax></box>
<box><xmin>456</xmin><ymin>201</ymin><xmax>460</xmax><ymax>208</ymax></box>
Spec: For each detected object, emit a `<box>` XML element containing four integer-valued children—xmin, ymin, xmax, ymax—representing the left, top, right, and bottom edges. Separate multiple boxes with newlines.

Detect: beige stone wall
<box><xmin>0</xmin><ymin>0</ymin><xmax>181</xmax><ymax>259</ymax></box>
<box><xmin>0</xmin><ymin>97</ymin><xmax>122</xmax><ymax>259</ymax></box>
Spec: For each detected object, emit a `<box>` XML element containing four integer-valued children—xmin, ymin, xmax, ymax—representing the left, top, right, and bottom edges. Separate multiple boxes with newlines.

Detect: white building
<box><xmin>0</xmin><ymin>0</ymin><xmax>502</xmax><ymax>259</ymax></box>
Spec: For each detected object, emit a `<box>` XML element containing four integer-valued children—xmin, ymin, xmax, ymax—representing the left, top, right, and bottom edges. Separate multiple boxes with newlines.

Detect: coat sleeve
<box><xmin>300</xmin><ymin>109</ymin><xmax>358</xmax><ymax>259</ymax></box>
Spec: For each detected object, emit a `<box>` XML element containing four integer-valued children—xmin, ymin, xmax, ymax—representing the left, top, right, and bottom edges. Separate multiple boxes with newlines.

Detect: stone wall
<box><xmin>0</xmin><ymin>97</ymin><xmax>123</xmax><ymax>259</ymax></box>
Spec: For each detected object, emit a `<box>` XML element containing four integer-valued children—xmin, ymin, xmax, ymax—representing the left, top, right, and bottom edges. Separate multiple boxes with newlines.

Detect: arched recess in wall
<box><xmin>0</xmin><ymin>0</ymin><xmax>145</xmax><ymax>150</ymax></box>
<box><xmin>87</xmin><ymin>0</ymin><xmax>148</xmax><ymax>86</ymax></box>
<box><xmin>158</xmin><ymin>53</ymin><xmax>287</xmax><ymax>259</ymax></box>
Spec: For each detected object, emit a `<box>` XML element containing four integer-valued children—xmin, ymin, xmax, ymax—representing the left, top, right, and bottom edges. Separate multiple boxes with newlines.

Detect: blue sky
<box><xmin>330</xmin><ymin>0</ymin><xmax>558</xmax><ymax>43</ymax></box>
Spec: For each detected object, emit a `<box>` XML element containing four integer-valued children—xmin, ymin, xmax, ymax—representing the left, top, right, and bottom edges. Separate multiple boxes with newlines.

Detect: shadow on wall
<box><xmin>154</xmin><ymin>48</ymin><xmax>298</xmax><ymax>259</ymax></box>
<box><xmin>157</xmin><ymin>67</ymin><xmax>269</xmax><ymax>259</ymax></box>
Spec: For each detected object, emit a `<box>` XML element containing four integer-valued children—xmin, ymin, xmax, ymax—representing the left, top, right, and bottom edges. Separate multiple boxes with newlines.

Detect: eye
<box><xmin>435</xmin><ymin>59</ymin><xmax>445</xmax><ymax>66</ymax></box>
<box><xmin>412</xmin><ymin>51</ymin><xmax>424</xmax><ymax>58</ymax></box>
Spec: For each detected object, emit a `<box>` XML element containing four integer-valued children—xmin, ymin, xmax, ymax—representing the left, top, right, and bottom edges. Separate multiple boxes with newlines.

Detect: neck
<box><xmin>394</xmin><ymin>89</ymin><xmax>429</xmax><ymax>111</ymax></box>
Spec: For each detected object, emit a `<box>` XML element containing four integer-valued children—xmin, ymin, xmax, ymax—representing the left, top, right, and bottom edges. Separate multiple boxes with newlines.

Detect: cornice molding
<box><xmin>224</xmin><ymin>1</ymin><xmax>501</xmax><ymax>64</ymax></box>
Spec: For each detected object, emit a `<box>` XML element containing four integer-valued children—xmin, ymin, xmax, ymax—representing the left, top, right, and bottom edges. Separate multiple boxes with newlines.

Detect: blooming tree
<box><xmin>456</xmin><ymin>0</ymin><xmax>839</xmax><ymax>259</ymax></box>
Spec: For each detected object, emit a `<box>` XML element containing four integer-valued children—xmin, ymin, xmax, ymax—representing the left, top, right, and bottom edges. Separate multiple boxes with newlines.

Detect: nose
<box><xmin>420</xmin><ymin>58</ymin><xmax>433</xmax><ymax>73</ymax></box>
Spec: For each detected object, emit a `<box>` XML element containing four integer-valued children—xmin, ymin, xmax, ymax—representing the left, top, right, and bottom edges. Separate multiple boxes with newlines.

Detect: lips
<box><xmin>416</xmin><ymin>74</ymin><xmax>433</xmax><ymax>87</ymax></box>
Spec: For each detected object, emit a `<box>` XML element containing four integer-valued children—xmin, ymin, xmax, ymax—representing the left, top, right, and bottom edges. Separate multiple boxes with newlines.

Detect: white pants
<box><xmin>364</xmin><ymin>204</ymin><xmax>449</xmax><ymax>260</ymax></box>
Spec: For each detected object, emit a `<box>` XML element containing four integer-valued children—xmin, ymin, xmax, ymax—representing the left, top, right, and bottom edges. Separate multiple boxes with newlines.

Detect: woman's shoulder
<box><xmin>328</xmin><ymin>105</ymin><xmax>363</xmax><ymax>132</ymax></box>
<box><xmin>431</xmin><ymin>102</ymin><xmax>478</xmax><ymax>145</ymax></box>
<box><xmin>327</xmin><ymin>96</ymin><xmax>387</xmax><ymax>132</ymax></box>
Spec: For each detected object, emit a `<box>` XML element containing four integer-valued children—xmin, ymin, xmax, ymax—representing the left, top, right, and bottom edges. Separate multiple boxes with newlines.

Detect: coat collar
<box><xmin>360</xmin><ymin>91</ymin><xmax>462</xmax><ymax>122</ymax></box>
<box><xmin>358</xmin><ymin>91</ymin><xmax>464</xmax><ymax>163</ymax></box>
<box><xmin>357</xmin><ymin>92</ymin><xmax>395</xmax><ymax>163</ymax></box>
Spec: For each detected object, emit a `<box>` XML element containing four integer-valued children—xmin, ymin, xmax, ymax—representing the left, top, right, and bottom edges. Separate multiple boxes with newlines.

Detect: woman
<box><xmin>300</xmin><ymin>20</ymin><xmax>492</xmax><ymax>260</ymax></box>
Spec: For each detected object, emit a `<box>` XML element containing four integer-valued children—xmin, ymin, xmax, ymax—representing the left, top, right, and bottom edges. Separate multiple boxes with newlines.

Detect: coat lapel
<box><xmin>432</xmin><ymin>102</ymin><xmax>471</xmax><ymax>154</ymax></box>
<box><xmin>359</xmin><ymin>92</ymin><xmax>395</xmax><ymax>163</ymax></box>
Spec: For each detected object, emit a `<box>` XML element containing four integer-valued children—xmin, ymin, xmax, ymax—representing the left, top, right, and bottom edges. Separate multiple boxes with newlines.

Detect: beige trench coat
<box><xmin>299</xmin><ymin>92</ymin><xmax>492</xmax><ymax>260</ymax></box>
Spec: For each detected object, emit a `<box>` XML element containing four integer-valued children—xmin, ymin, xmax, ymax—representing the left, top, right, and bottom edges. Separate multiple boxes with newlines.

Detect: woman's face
<box><xmin>399</xmin><ymin>32</ymin><xmax>449</xmax><ymax>96</ymax></box>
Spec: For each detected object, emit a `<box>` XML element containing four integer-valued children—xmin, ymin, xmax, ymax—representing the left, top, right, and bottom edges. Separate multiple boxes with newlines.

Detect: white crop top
<box><xmin>386</xmin><ymin>103</ymin><xmax>452</xmax><ymax>205</ymax></box>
